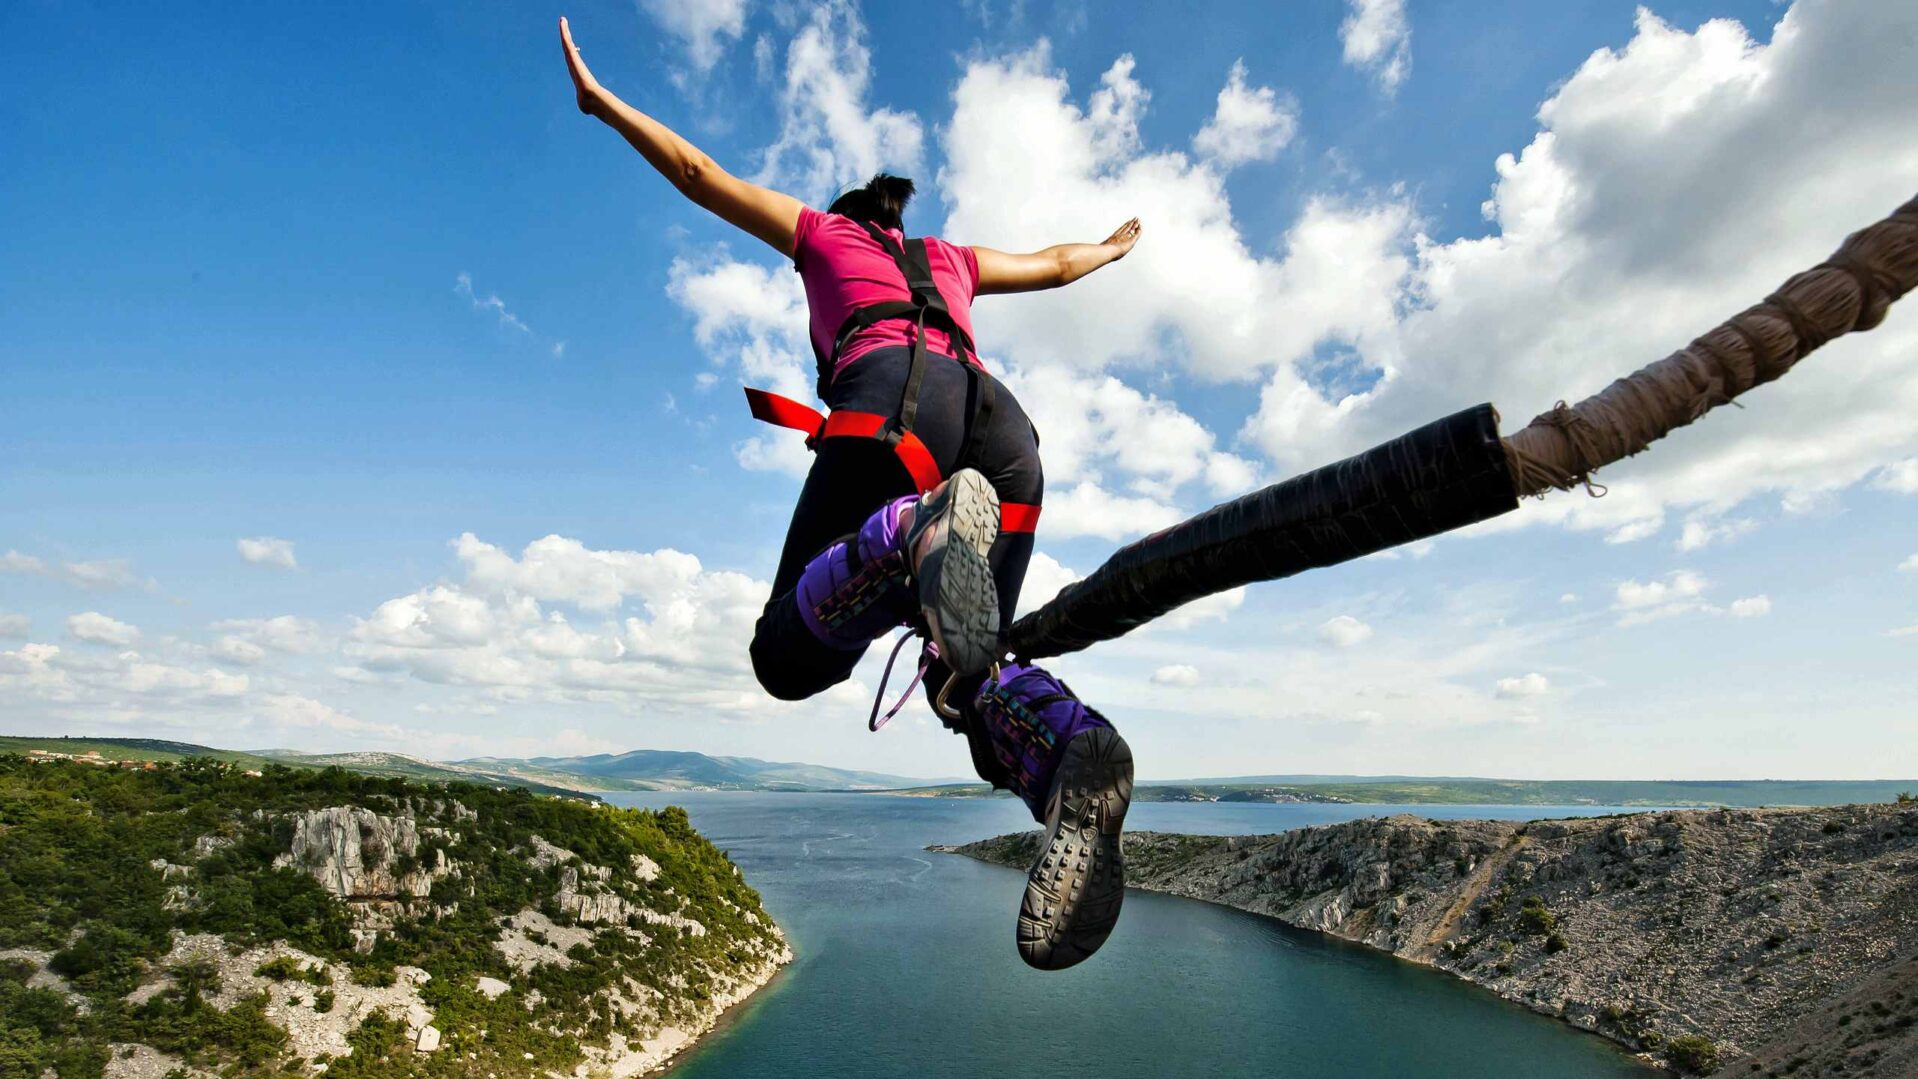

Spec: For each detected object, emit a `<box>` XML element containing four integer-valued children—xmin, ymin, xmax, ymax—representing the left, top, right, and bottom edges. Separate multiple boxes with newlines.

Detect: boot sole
<box><xmin>916</xmin><ymin>469</ymin><xmax>1001</xmax><ymax>675</ymax></box>
<box><xmin>1016</xmin><ymin>726</ymin><xmax>1133</xmax><ymax>971</ymax></box>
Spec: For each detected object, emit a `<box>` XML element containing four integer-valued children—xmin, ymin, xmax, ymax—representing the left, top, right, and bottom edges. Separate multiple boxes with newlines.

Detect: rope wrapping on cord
<box><xmin>1504</xmin><ymin>194</ymin><xmax>1918</xmax><ymax>497</ymax></box>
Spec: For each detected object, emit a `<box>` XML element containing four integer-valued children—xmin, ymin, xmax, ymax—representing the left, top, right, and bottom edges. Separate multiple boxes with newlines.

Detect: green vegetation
<box><xmin>1517</xmin><ymin>895</ymin><xmax>1557</xmax><ymax>937</ymax></box>
<box><xmin>1665</xmin><ymin>1033</ymin><xmax>1720</xmax><ymax>1074</ymax></box>
<box><xmin>0</xmin><ymin>754</ymin><xmax>784</xmax><ymax>1079</ymax></box>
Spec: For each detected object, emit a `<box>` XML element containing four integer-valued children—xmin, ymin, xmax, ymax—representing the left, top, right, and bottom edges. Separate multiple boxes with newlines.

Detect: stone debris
<box><xmin>475</xmin><ymin>975</ymin><xmax>511</xmax><ymax>999</ymax></box>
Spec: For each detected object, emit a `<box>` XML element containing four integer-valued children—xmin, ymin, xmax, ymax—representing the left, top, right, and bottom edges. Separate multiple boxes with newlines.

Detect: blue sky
<box><xmin>3</xmin><ymin>0</ymin><xmax>1915</xmax><ymax>779</ymax></box>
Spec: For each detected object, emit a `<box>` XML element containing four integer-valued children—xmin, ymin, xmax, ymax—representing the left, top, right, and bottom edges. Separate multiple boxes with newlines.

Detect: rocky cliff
<box><xmin>942</xmin><ymin>804</ymin><xmax>1918</xmax><ymax>1076</ymax></box>
<box><xmin>0</xmin><ymin>759</ymin><xmax>791</xmax><ymax>1079</ymax></box>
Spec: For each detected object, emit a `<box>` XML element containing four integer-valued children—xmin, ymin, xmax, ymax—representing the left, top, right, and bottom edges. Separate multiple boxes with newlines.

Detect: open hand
<box><xmin>1102</xmin><ymin>217</ymin><xmax>1143</xmax><ymax>259</ymax></box>
<box><xmin>559</xmin><ymin>17</ymin><xmax>602</xmax><ymax>116</ymax></box>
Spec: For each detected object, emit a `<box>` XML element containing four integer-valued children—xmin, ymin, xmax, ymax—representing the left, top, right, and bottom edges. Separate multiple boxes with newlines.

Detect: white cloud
<box><xmin>1729</xmin><ymin>594</ymin><xmax>1772</xmax><ymax>618</ymax></box>
<box><xmin>640</xmin><ymin>0</ymin><xmax>748</xmax><ymax>73</ymax></box>
<box><xmin>1013</xmin><ymin>551</ymin><xmax>1081</xmax><ymax>619</ymax></box>
<box><xmin>944</xmin><ymin>47</ymin><xmax>1414</xmax><ymax>391</ymax></box>
<box><xmin>1495</xmin><ymin>672</ymin><xmax>1551</xmax><ymax>699</ymax></box>
<box><xmin>213</xmin><ymin>615</ymin><xmax>324</xmax><ymax>654</ymax></box>
<box><xmin>667</xmin><ymin>250</ymin><xmax>815</xmax><ymax>410</ymax></box>
<box><xmin>757</xmin><ymin>0</ymin><xmax>921</xmax><ymax>200</ymax></box>
<box><xmin>1559</xmin><ymin>593</ymin><xmax>1579</xmax><ymax>604</ymax></box>
<box><xmin>1340</xmin><ymin>0</ymin><xmax>1411</xmax><ymax>94</ymax></box>
<box><xmin>343</xmin><ymin>533</ymin><xmax>772</xmax><ymax>716</ymax></box>
<box><xmin>1039</xmin><ymin>482</ymin><xmax>1184</xmax><ymax>541</ymax></box>
<box><xmin>1900</xmin><ymin>553</ymin><xmax>1918</xmax><ymax>574</ymax></box>
<box><xmin>1875</xmin><ymin>458</ymin><xmax>1918</xmax><ymax>493</ymax></box>
<box><xmin>237</xmin><ymin>536</ymin><xmax>298</xmax><ymax>570</ymax></box>
<box><xmin>1150</xmin><ymin>663</ymin><xmax>1200</xmax><ymax>687</ymax></box>
<box><xmin>455</xmin><ymin>273</ymin><xmax>530</xmax><ymax>334</ymax></box>
<box><xmin>2</xmin><ymin>550</ymin><xmax>142</xmax><ymax>590</ymax></box>
<box><xmin>1193</xmin><ymin>60</ymin><xmax>1298</xmax><ymax>168</ymax></box>
<box><xmin>0</xmin><ymin>615</ymin><xmax>27</xmax><ymax>639</ymax></box>
<box><xmin>1249</xmin><ymin>2</ymin><xmax>1918</xmax><ymax>541</ymax></box>
<box><xmin>212</xmin><ymin>636</ymin><xmax>267</xmax><ymax>665</ymax></box>
<box><xmin>1676</xmin><ymin>515</ymin><xmax>1756</xmax><ymax>552</ymax></box>
<box><xmin>1614</xmin><ymin>570</ymin><xmax>1711</xmax><ymax>625</ymax></box>
<box><xmin>67</xmin><ymin>612</ymin><xmax>141</xmax><ymax>647</ymax></box>
<box><xmin>1039</xmin><ymin>367</ymin><xmax>1257</xmax><ymax>496</ymax></box>
<box><xmin>1317</xmin><ymin>614</ymin><xmax>1374</xmax><ymax>647</ymax></box>
<box><xmin>257</xmin><ymin>694</ymin><xmax>407</xmax><ymax>741</ymax></box>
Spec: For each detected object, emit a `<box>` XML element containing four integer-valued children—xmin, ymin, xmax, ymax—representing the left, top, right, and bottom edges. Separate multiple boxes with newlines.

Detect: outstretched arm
<box><xmin>971</xmin><ymin>218</ymin><xmax>1142</xmax><ymax>295</ymax></box>
<box><xmin>561</xmin><ymin>17</ymin><xmax>803</xmax><ymax>257</ymax></box>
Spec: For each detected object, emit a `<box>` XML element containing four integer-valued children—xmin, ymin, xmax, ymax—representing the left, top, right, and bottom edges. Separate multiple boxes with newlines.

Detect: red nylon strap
<box><xmin>743</xmin><ymin>387</ymin><xmax>826</xmax><ymax>440</ymax></box>
<box><xmin>744</xmin><ymin>387</ymin><xmax>1038</xmax><ymax>531</ymax></box>
<box><xmin>1000</xmin><ymin>502</ymin><xmax>1041</xmax><ymax>535</ymax></box>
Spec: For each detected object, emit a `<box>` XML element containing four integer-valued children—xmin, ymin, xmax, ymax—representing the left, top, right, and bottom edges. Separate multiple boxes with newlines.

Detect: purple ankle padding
<box><xmin>973</xmin><ymin>663</ymin><xmax>1112</xmax><ymax>820</ymax></box>
<box><xmin>795</xmin><ymin>495</ymin><xmax>919</xmax><ymax>648</ymax></box>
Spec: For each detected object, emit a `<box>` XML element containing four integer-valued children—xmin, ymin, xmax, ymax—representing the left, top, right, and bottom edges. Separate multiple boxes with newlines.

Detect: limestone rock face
<box><xmin>273</xmin><ymin>805</ymin><xmax>456</xmax><ymax>899</ymax></box>
<box><xmin>945</xmin><ymin>804</ymin><xmax>1918</xmax><ymax>1073</ymax></box>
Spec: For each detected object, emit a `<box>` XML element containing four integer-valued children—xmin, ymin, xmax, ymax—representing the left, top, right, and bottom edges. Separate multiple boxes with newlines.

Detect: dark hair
<box><xmin>827</xmin><ymin>173</ymin><xmax>915</xmax><ymax>232</ymax></box>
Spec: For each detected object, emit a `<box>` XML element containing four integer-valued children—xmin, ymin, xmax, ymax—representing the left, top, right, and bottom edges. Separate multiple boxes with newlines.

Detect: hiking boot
<box><xmin>901</xmin><ymin>468</ymin><xmax>1001</xmax><ymax>674</ymax></box>
<box><xmin>970</xmin><ymin>664</ymin><xmax>1133</xmax><ymax>971</ymax></box>
<box><xmin>795</xmin><ymin>469</ymin><xmax>1001</xmax><ymax>673</ymax></box>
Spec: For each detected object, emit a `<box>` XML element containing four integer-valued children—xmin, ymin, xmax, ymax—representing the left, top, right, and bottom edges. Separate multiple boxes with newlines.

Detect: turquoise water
<box><xmin>608</xmin><ymin>792</ymin><xmax>1650</xmax><ymax>1078</ymax></box>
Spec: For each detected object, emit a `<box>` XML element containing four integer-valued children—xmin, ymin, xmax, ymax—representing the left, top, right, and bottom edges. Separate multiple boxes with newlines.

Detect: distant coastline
<box><xmin>8</xmin><ymin>735</ymin><xmax>1913</xmax><ymax>808</ymax></box>
<box><xmin>940</xmin><ymin>803</ymin><xmax>1918</xmax><ymax>1076</ymax></box>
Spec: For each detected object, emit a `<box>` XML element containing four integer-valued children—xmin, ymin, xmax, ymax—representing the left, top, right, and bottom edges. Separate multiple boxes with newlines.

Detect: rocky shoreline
<box><xmin>937</xmin><ymin>803</ymin><xmax>1918</xmax><ymax>1076</ymax></box>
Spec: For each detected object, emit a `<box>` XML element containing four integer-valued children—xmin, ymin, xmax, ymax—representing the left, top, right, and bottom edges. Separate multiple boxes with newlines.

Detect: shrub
<box><xmin>1544</xmin><ymin>932</ymin><xmax>1569</xmax><ymax>954</ymax></box>
<box><xmin>1665</xmin><ymin>1034</ymin><xmax>1719</xmax><ymax>1075</ymax></box>
<box><xmin>313</xmin><ymin>989</ymin><xmax>335</xmax><ymax>1013</ymax></box>
<box><xmin>254</xmin><ymin>955</ymin><xmax>304</xmax><ymax>982</ymax></box>
<box><xmin>1517</xmin><ymin>896</ymin><xmax>1556</xmax><ymax>937</ymax></box>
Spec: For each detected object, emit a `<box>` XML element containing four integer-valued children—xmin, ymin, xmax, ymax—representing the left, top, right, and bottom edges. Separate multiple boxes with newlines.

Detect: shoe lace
<box><xmin>867</xmin><ymin>631</ymin><xmax>930</xmax><ymax>732</ymax></box>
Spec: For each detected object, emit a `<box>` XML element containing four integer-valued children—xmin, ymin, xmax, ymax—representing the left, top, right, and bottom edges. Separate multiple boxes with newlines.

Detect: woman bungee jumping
<box><xmin>561</xmin><ymin>17</ymin><xmax>1138</xmax><ymax>970</ymax></box>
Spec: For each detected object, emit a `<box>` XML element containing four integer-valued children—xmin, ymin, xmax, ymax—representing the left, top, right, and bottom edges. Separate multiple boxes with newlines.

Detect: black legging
<box><xmin>751</xmin><ymin>346</ymin><xmax>1044</xmax><ymax>701</ymax></box>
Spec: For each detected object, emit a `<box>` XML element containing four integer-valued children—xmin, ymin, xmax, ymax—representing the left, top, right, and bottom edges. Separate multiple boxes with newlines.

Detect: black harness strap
<box><xmin>797</xmin><ymin>217</ymin><xmax>996</xmax><ymax>481</ymax></box>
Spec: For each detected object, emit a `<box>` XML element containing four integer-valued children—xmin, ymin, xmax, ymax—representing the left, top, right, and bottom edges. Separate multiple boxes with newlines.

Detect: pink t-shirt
<box><xmin>793</xmin><ymin>206</ymin><xmax>982</xmax><ymax>378</ymax></box>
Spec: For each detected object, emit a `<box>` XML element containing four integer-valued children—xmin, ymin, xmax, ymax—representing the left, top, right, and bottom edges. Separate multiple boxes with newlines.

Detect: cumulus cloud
<box><xmin>1729</xmin><ymin>595</ymin><xmax>1772</xmax><ymax>617</ymax></box>
<box><xmin>1013</xmin><ymin>551</ymin><xmax>1081</xmax><ymax>619</ymax></box>
<box><xmin>2</xmin><ymin>550</ymin><xmax>143</xmax><ymax>590</ymax></box>
<box><xmin>640</xmin><ymin>0</ymin><xmax>748</xmax><ymax>73</ymax></box>
<box><xmin>1875</xmin><ymin>458</ymin><xmax>1918</xmax><ymax>494</ymax></box>
<box><xmin>342</xmin><ymin>533</ymin><xmax>772</xmax><ymax>717</ymax></box>
<box><xmin>1614</xmin><ymin>570</ymin><xmax>1711</xmax><ymax>625</ymax></box>
<box><xmin>1150</xmin><ymin>663</ymin><xmax>1201</xmax><ymax>687</ymax></box>
<box><xmin>1675</xmin><ymin>515</ymin><xmax>1756</xmax><ymax>552</ymax></box>
<box><xmin>67</xmin><ymin>611</ymin><xmax>140</xmax><ymax>647</ymax></box>
<box><xmin>943</xmin><ymin>48</ymin><xmax>1414</xmax><ymax>392</ymax></box>
<box><xmin>213</xmin><ymin>615</ymin><xmax>324</xmax><ymax>656</ymax></box>
<box><xmin>1340</xmin><ymin>0</ymin><xmax>1411</xmax><ymax>94</ymax></box>
<box><xmin>1259</xmin><ymin>2</ymin><xmax>1918</xmax><ymax>542</ymax></box>
<box><xmin>1900</xmin><ymin>553</ymin><xmax>1918</xmax><ymax>574</ymax></box>
<box><xmin>237</xmin><ymin>536</ymin><xmax>298</xmax><ymax>570</ymax></box>
<box><xmin>757</xmin><ymin>0</ymin><xmax>921</xmax><ymax>199</ymax></box>
<box><xmin>1494</xmin><ymin>672</ymin><xmax>1551</xmax><ymax>699</ymax></box>
<box><xmin>1193</xmin><ymin>60</ymin><xmax>1298</xmax><ymax>168</ymax></box>
<box><xmin>1317</xmin><ymin>614</ymin><xmax>1374</xmax><ymax>647</ymax></box>
<box><xmin>0</xmin><ymin>615</ymin><xmax>28</xmax><ymax>639</ymax></box>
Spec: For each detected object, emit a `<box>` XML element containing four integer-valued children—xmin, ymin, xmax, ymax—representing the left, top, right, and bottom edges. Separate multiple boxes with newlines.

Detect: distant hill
<box><xmin>0</xmin><ymin>735</ymin><xmax>281</xmax><ymax>769</ymax></box>
<box><xmin>0</xmin><ymin>736</ymin><xmax>933</xmax><ymax>795</ymax></box>
<box><xmin>467</xmin><ymin>749</ymin><xmax>928</xmax><ymax>792</ymax></box>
